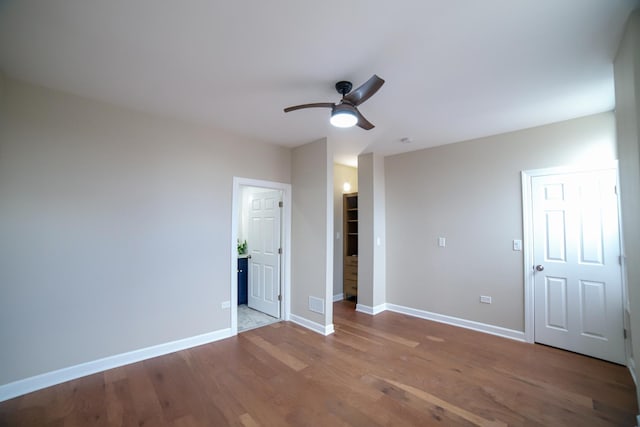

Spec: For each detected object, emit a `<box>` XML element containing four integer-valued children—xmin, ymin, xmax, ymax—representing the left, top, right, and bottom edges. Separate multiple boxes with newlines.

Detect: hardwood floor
<box><xmin>1</xmin><ymin>301</ymin><xmax>637</xmax><ymax>426</ymax></box>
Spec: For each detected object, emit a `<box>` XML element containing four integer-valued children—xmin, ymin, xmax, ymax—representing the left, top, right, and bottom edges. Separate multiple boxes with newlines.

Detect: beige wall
<box><xmin>333</xmin><ymin>164</ymin><xmax>358</xmax><ymax>296</ymax></box>
<box><xmin>0</xmin><ymin>77</ymin><xmax>291</xmax><ymax>385</ymax></box>
<box><xmin>614</xmin><ymin>9</ymin><xmax>640</xmax><ymax>404</ymax></box>
<box><xmin>358</xmin><ymin>153</ymin><xmax>386</xmax><ymax>309</ymax></box>
<box><xmin>291</xmin><ymin>139</ymin><xmax>333</xmax><ymax>328</ymax></box>
<box><xmin>385</xmin><ymin>112</ymin><xmax>617</xmax><ymax>331</ymax></box>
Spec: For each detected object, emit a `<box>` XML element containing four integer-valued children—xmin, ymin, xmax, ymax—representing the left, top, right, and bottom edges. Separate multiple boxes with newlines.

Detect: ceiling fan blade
<box><xmin>283</xmin><ymin>102</ymin><xmax>334</xmax><ymax>113</ymax></box>
<box><xmin>355</xmin><ymin>109</ymin><xmax>374</xmax><ymax>130</ymax></box>
<box><xmin>343</xmin><ymin>75</ymin><xmax>385</xmax><ymax>106</ymax></box>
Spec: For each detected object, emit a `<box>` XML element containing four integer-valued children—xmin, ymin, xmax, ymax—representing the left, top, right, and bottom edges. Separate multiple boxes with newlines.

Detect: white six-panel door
<box><xmin>247</xmin><ymin>190</ymin><xmax>282</xmax><ymax>318</ymax></box>
<box><xmin>531</xmin><ymin>168</ymin><xmax>624</xmax><ymax>364</ymax></box>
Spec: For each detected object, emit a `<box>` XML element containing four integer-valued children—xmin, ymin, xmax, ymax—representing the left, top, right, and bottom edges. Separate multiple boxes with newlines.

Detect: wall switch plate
<box><xmin>438</xmin><ymin>237</ymin><xmax>446</xmax><ymax>247</ymax></box>
<box><xmin>513</xmin><ymin>239</ymin><xmax>522</xmax><ymax>251</ymax></box>
<box><xmin>336</xmin><ymin>232</ymin><xmax>341</xmax><ymax>240</ymax></box>
<box><xmin>480</xmin><ymin>296</ymin><xmax>492</xmax><ymax>304</ymax></box>
<box><xmin>221</xmin><ymin>301</ymin><xmax>231</xmax><ymax>309</ymax></box>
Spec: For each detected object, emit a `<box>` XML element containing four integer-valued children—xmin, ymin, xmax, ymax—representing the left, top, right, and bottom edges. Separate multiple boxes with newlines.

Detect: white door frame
<box><xmin>521</xmin><ymin>161</ymin><xmax>626</xmax><ymax>346</ymax></box>
<box><xmin>231</xmin><ymin>177</ymin><xmax>291</xmax><ymax>336</ymax></box>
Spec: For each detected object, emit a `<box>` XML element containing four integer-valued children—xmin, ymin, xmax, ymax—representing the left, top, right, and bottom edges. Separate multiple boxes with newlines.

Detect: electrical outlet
<box><xmin>480</xmin><ymin>296</ymin><xmax>492</xmax><ymax>304</ymax></box>
<box><xmin>438</xmin><ymin>237</ymin><xmax>446</xmax><ymax>247</ymax></box>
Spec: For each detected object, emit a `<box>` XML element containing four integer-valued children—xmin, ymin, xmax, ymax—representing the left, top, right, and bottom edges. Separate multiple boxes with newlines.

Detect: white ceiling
<box><xmin>0</xmin><ymin>1</ymin><xmax>637</xmax><ymax>166</ymax></box>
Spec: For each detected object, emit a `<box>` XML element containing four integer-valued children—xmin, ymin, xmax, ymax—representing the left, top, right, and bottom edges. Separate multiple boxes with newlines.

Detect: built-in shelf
<box><xmin>343</xmin><ymin>192</ymin><xmax>358</xmax><ymax>300</ymax></box>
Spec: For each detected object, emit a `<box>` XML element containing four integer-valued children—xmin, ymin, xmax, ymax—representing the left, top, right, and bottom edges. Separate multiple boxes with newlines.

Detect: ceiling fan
<box><xmin>283</xmin><ymin>75</ymin><xmax>385</xmax><ymax>130</ymax></box>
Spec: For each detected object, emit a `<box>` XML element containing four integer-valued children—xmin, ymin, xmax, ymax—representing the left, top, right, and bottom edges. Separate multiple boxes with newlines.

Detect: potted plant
<box><xmin>237</xmin><ymin>239</ymin><xmax>248</xmax><ymax>255</ymax></box>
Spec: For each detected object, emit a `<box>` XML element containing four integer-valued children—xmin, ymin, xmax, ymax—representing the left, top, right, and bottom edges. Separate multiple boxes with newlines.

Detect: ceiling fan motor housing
<box><xmin>335</xmin><ymin>81</ymin><xmax>353</xmax><ymax>96</ymax></box>
<box><xmin>333</xmin><ymin>103</ymin><xmax>357</xmax><ymax>115</ymax></box>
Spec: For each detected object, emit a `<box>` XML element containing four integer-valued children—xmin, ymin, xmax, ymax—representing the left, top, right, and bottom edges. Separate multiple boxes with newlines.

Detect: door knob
<box><xmin>535</xmin><ymin>265</ymin><xmax>544</xmax><ymax>271</ymax></box>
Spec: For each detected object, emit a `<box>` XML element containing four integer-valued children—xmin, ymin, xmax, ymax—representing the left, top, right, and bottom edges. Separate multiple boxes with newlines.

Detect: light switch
<box><xmin>376</xmin><ymin>237</ymin><xmax>381</xmax><ymax>246</ymax></box>
<box><xmin>438</xmin><ymin>237</ymin><xmax>446</xmax><ymax>247</ymax></box>
<box><xmin>513</xmin><ymin>239</ymin><xmax>522</xmax><ymax>251</ymax></box>
<box><xmin>336</xmin><ymin>232</ymin><xmax>341</xmax><ymax>240</ymax></box>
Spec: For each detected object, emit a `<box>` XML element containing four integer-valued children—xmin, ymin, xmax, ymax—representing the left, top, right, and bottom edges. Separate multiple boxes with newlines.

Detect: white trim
<box><xmin>289</xmin><ymin>314</ymin><xmax>335</xmax><ymax>336</ymax></box>
<box><xmin>521</xmin><ymin>170</ymin><xmax>535</xmax><ymax>343</ymax></box>
<box><xmin>629</xmin><ymin>357</ymin><xmax>638</xmax><ymax>387</ymax></box>
<box><xmin>356</xmin><ymin>303</ymin><xmax>387</xmax><ymax>315</ymax></box>
<box><xmin>618</xmin><ymin>168</ymin><xmax>633</xmax><ymax>365</ymax></box>
<box><xmin>333</xmin><ymin>293</ymin><xmax>344</xmax><ymax>302</ymax></box>
<box><xmin>231</xmin><ymin>177</ymin><xmax>292</xmax><ymax>337</ymax></box>
<box><xmin>385</xmin><ymin>303</ymin><xmax>525</xmax><ymax>342</ymax></box>
<box><xmin>521</xmin><ymin>162</ymin><xmax>622</xmax><ymax>346</ymax></box>
<box><xmin>0</xmin><ymin>328</ymin><xmax>232</xmax><ymax>403</ymax></box>
<box><xmin>324</xmin><ymin>159</ymin><xmax>335</xmax><ymax>330</ymax></box>
<box><xmin>521</xmin><ymin>161</ymin><xmax>619</xmax><ymax>178</ymax></box>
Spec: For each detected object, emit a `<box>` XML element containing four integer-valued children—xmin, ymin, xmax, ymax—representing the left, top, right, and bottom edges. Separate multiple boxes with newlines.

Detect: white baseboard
<box><xmin>355</xmin><ymin>303</ymin><xmax>387</xmax><ymax>315</ymax></box>
<box><xmin>385</xmin><ymin>303</ymin><xmax>526</xmax><ymax>342</ymax></box>
<box><xmin>626</xmin><ymin>355</ymin><xmax>638</xmax><ymax>426</ymax></box>
<box><xmin>289</xmin><ymin>314</ymin><xmax>334</xmax><ymax>336</ymax></box>
<box><xmin>629</xmin><ymin>357</ymin><xmax>637</xmax><ymax>387</ymax></box>
<box><xmin>333</xmin><ymin>293</ymin><xmax>344</xmax><ymax>302</ymax></box>
<box><xmin>0</xmin><ymin>327</ymin><xmax>232</xmax><ymax>403</ymax></box>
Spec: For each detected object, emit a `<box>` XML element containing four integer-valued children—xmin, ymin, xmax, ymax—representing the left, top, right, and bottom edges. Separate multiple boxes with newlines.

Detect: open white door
<box><xmin>247</xmin><ymin>190</ymin><xmax>282</xmax><ymax>318</ymax></box>
<box><xmin>531</xmin><ymin>168</ymin><xmax>624</xmax><ymax>364</ymax></box>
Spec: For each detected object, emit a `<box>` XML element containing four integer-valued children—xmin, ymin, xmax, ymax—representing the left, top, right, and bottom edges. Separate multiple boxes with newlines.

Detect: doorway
<box><xmin>333</xmin><ymin>163</ymin><xmax>359</xmax><ymax>303</ymax></box>
<box><xmin>231</xmin><ymin>177</ymin><xmax>291</xmax><ymax>335</ymax></box>
<box><xmin>522</xmin><ymin>163</ymin><xmax>626</xmax><ymax>364</ymax></box>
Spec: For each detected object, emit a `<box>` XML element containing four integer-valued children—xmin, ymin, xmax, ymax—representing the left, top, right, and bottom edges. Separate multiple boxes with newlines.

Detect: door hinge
<box><xmin>619</xmin><ymin>255</ymin><xmax>622</xmax><ymax>265</ymax></box>
<box><xmin>278</xmin><ymin>294</ymin><xmax>282</xmax><ymax>301</ymax></box>
<box><xmin>624</xmin><ymin>328</ymin><xmax>628</xmax><ymax>339</ymax></box>
<box><xmin>614</xmin><ymin>185</ymin><xmax>618</xmax><ymax>195</ymax></box>
<box><xmin>278</xmin><ymin>247</ymin><xmax>282</xmax><ymax>254</ymax></box>
<box><xmin>279</xmin><ymin>201</ymin><xmax>283</xmax><ymax>208</ymax></box>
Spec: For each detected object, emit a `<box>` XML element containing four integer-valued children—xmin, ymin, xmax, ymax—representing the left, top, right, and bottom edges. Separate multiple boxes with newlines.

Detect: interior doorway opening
<box><xmin>237</xmin><ymin>186</ymin><xmax>282</xmax><ymax>331</ymax></box>
<box><xmin>231</xmin><ymin>178</ymin><xmax>291</xmax><ymax>335</ymax></box>
<box><xmin>333</xmin><ymin>163</ymin><xmax>359</xmax><ymax>306</ymax></box>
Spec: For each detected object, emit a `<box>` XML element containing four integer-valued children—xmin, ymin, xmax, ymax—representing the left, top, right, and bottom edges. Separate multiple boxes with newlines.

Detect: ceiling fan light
<box><xmin>330</xmin><ymin>110</ymin><xmax>358</xmax><ymax>128</ymax></box>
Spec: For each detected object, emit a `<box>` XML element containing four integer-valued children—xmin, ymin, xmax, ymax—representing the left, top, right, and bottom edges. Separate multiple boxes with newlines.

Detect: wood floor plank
<box><xmin>0</xmin><ymin>300</ymin><xmax>636</xmax><ymax>426</ymax></box>
<box><xmin>338</xmin><ymin>318</ymin><xmax>420</xmax><ymax>348</ymax></box>
<box><xmin>104</xmin><ymin>378</ymin><xmax>135</xmax><ymax>426</ymax></box>
<box><xmin>179</xmin><ymin>345</ymin><xmax>254</xmax><ymax>426</ymax></box>
<box><xmin>122</xmin><ymin>361</ymin><xmax>166</xmax><ymax>426</ymax></box>
<box><xmin>238</xmin><ymin>413</ymin><xmax>259</xmax><ymax>427</ymax></box>
<box><xmin>243</xmin><ymin>334</ymin><xmax>308</xmax><ymax>371</ymax></box>
<box><xmin>365</xmin><ymin>374</ymin><xmax>507</xmax><ymax>427</ymax></box>
<box><xmin>66</xmin><ymin>373</ymin><xmax>112</xmax><ymax>426</ymax></box>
